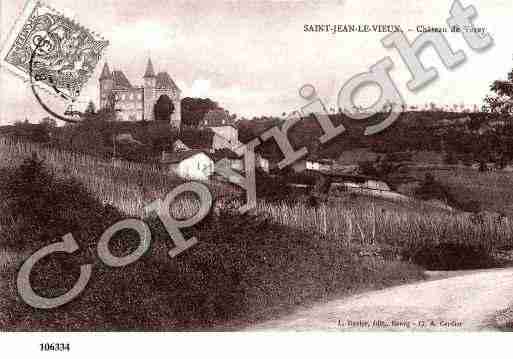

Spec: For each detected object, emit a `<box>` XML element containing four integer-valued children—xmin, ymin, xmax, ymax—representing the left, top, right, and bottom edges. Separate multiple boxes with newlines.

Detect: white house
<box><xmin>211</xmin><ymin>149</ymin><xmax>244</xmax><ymax>172</ymax></box>
<box><xmin>340</xmin><ymin>180</ymin><xmax>390</xmax><ymax>192</ymax></box>
<box><xmin>162</xmin><ymin>150</ymin><xmax>214</xmax><ymax>181</ymax></box>
<box><xmin>364</xmin><ymin>180</ymin><xmax>390</xmax><ymax>191</ymax></box>
<box><xmin>292</xmin><ymin>158</ymin><xmax>332</xmax><ymax>173</ymax></box>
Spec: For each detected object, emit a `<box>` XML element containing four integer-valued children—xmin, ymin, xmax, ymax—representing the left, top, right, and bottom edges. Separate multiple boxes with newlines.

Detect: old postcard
<box><xmin>0</xmin><ymin>0</ymin><xmax>512</xmax><ymax>356</ymax></box>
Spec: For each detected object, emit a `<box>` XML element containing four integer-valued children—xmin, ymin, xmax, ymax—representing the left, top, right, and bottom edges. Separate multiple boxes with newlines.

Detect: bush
<box><xmin>0</xmin><ymin>154</ymin><xmax>122</xmax><ymax>251</ymax></box>
<box><xmin>460</xmin><ymin>200</ymin><xmax>481</xmax><ymax>213</ymax></box>
<box><xmin>414</xmin><ymin>173</ymin><xmax>455</xmax><ymax>205</ymax></box>
<box><xmin>358</xmin><ymin>155</ymin><xmax>401</xmax><ymax>180</ymax></box>
<box><xmin>358</xmin><ymin>160</ymin><xmax>378</xmax><ymax>177</ymax></box>
<box><xmin>408</xmin><ymin>242</ymin><xmax>498</xmax><ymax>270</ymax></box>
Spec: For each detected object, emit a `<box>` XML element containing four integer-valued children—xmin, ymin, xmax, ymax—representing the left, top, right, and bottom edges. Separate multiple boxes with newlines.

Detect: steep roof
<box><xmin>210</xmin><ymin>125</ymin><xmax>238</xmax><ymax>136</ymax></box>
<box><xmin>172</xmin><ymin>139</ymin><xmax>191</xmax><ymax>152</ymax></box>
<box><xmin>143</xmin><ymin>58</ymin><xmax>156</xmax><ymax>78</ymax></box>
<box><xmin>112</xmin><ymin>70</ymin><xmax>132</xmax><ymax>89</ymax></box>
<box><xmin>210</xmin><ymin>148</ymin><xmax>240</xmax><ymax>161</ymax></box>
<box><xmin>99</xmin><ymin>63</ymin><xmax>112</xmax><ymax>81</ymax></box>
<box><xmin>156</xmin><ymin>72</ymin><xmax>179</xmax><ymax>90</ymax></box>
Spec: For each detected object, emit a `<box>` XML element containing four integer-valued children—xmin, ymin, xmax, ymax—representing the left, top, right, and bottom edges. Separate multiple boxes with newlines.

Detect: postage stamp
<box><xmin>0</xmin><ymin>0</ymin><xmax>108</xmax><ymax>100</ymax></box>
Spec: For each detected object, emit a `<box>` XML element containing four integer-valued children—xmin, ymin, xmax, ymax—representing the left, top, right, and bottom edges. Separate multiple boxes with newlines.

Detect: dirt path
<box><xmin>250</xmin><ymin>268</ymin><xmax>513</xmax><ymax>331</ymax></box>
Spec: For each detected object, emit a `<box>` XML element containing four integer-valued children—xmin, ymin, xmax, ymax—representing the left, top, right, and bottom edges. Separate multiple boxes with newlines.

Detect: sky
<box><xmin>1</xmin><ymin>0</ymin><xmax>512</xmax><ymax>125</ymax></box>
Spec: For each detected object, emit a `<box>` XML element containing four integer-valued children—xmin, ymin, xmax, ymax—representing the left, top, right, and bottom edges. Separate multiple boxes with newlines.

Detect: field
<box><xmin>0</xmin><ymin>138</ymin><xmax>238</xmax><ymax>217</ymax></box>
<box><xmin>2</xmin><ymin>137</ymin><xmax>513</xmax><ymax>266</ymax></box>
<box><xmin>408</xmin><ymin>167</ymin><xmax>513</xmax><ymax>216</ymax></box>
<box><xmin>1</xmin><ymin>137</ymin><xmax>513</xmax><ymax>329</ymax></box>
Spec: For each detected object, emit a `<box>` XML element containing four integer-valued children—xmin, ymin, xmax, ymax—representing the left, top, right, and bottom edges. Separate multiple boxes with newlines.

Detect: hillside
<box><xmin>0</xmin><ymin>138</ymin><xmax>427</xmax><ymax>330</ymax></box>
<box><xmin>2</xmin><ymin>129</ymin><xmax>513</xmax><ymax>329</ymax></box>
<box><xmin>239</xmin><ymin>111</ymin><xmax>512</xmax><ymax>164</ymax></box>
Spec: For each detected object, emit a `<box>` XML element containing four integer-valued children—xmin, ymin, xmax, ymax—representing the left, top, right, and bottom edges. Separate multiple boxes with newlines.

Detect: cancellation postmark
<box><xmin>0</xmin><ymin>0</ymin><xmax>109</xmax><ymax>100</ymax></box>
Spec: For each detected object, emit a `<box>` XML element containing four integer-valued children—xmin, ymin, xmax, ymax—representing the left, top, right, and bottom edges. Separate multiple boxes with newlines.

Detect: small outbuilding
<box><xmin>162</xmin><ymin>150</ymin><xmax>214</xmax><ymax>181</ymax></box>
<box><xmin>292</xmin><ymin>158</ymin><xmax>332</xmax><ymax>173</ymax></box>
<box><xmin>210</xmin><ymin>125</ymin><xmax>240</xmax><ymax>151</ymax></box>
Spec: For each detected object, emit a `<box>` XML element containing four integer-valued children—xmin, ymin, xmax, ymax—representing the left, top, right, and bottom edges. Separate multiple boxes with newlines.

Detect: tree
<box><xmin>41</xmin><ymin>116</ymin><xmax>56</xmax><ymax>127</ymax></box>
<box><xmin>484</xmin><ymin>64</ymin><xmax>513</xmax><ymax>114</ymax></box>
<box><xmin>85</xmin><ymin>101</ymin><xmax>96</xmax><ymax>115</ymax></box>
<box><xmin>12</xmin><ymin>121</ymin><xmax>49</xmax><ymax>143</ymax></box>
<box><xmin>154</xmin><ymin>95</ymin><xmax>175</xmax><ymax>122</ymax></box>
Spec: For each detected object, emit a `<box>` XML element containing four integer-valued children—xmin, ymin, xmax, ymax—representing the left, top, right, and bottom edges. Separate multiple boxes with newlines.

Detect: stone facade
<box><xmin>99</xmin><ymin>59</ymin><xmax>181</xmax><ymax>127</ymax></box>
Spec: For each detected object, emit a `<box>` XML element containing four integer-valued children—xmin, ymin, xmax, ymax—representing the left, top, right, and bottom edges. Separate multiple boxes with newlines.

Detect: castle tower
<box><xmin>99</xmin><ymin>62</ymin><xmax>113</xmax><ymax>109</ymax></box>
<box><xmin>99</xmin><ymin>58</ymin><xmax>181</xmax><ymax>124</ymax></box>
<box><xmin>143</xmin><ymin>58</ymin><xmax>156</xmax><ymax>121</ymax></box>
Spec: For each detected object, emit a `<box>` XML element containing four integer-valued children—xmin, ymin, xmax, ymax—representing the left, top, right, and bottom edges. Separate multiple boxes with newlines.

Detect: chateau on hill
<box><xmin>99</xmin><ymin>58</ymin><xmax>181</xmax><ymax>127</ymax></box>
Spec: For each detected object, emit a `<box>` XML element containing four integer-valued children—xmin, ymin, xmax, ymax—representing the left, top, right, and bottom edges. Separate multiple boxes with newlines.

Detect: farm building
<box><xmin>210</xmin><ymin>148</ymin><xmax>244</xmax><ymax>171</ymax></box>
<box><xmin>210</xmin><ymin>149</ymin><xmax>271</xmax><ymax>174</ymax></box>
<box><xmin>172</xmin><ymin>139</ymin><xmax>191</xmax><ymax>152</ymax></box>
<box><xmin>364</xmin><ymin>180</ymin><xmax>390</xmax><ymax>191</ymax></box>
<box><xmin>256</xmin><ymin>154</ymin><xmax>270</xmax><ymax>173</ymax></box>
<box><xmin>210</xmin><ymin>125</ymin><xmax>241</xmax><ymax>151</ymax></box>
<box><xmin>292</xmin><ymin>158</ymin><xmax>332</xmax><ymax>173</ymax></box>
<box><xmin>340</xmin><ymin>179</ymin><xmax>390</xmax><ymax>192</ymax></box>
<box><xmin>161</xmin><ymin>150</ymin><xmax>214</xmax><ymax>181</ymax></box>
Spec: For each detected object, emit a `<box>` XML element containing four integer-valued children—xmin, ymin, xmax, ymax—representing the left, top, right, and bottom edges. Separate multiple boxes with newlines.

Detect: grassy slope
<box><xmin>0</xmin><ymin>141</ymin><xmax>424</xmax><ymax>330</ymax></box>
<box><xmin>408</xmin><ymin>167</ymin><xmax>513</xmax><ymax>216</ymax></box>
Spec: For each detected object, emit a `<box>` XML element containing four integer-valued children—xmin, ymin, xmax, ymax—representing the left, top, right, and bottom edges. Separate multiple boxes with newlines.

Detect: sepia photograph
<box><xmin>0</xmin><ymin>0</ymin><xmax>512</xmax><ymax>356</ymax></box>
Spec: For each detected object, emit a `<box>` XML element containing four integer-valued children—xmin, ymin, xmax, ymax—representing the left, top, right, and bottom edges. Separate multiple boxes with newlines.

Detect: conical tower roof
<box><xmin>143</xmin><ymin>58</ymin><xmax>156</xmax><ymax>78</ymax></box>
<box><xmin>99</xmin><ymin>62</ymin><xmax>112</xmax><ymax>81</ymax></box>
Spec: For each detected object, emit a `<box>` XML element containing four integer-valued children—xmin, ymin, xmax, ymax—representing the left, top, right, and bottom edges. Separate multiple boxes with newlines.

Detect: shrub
<box><xmin>0</xmin><ymin>154</ymin><xmax>122</xmax><ymax>251</ymax></box>
<box><xmin>408</xmin><ymin>242</ymin><xmax>498</xmax><ymax>270</ymax></box>
<box><xmin>358</xmin><ymin>155</ymin><xmax>401</xmax><ymax>180</ymax></box>
<box><xmin>358</xmin><ymin>160</ymin><xmax>378</xmax><ymax>177</ymax></box>
<box><xmin>414</xmin><ymin>173</ymin><xmax>456</xmax><ymax>206</ymax></box>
